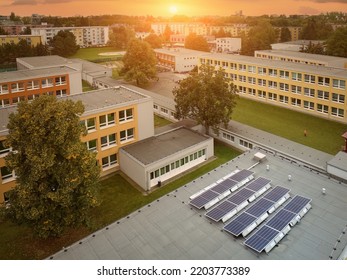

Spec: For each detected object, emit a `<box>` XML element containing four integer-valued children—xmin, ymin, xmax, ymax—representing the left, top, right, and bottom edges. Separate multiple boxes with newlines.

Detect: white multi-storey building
<box><xmin>31</xmin><ymin>26</ymin><xmax>109</xmax><ymax>47</ymax></box>
<box><xmin>215</xmin><ymin>37</ymin><xmax>241</xmax><ymax>53</ymax></box>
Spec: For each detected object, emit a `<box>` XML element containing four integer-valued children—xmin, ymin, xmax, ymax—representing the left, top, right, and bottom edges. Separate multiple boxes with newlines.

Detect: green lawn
<box><xmin>68</xmin><ymin>46</ymin><xmax>123</xmax><ymax>61</ymax></box>
<box><xmin>0</xmin><ymin>141</ymin><xmax>240</xmax><ymax>260</ymax></box>
<box><xmin>82</xmin><ymin>80</ymin><xmax>94</xmax><ymax>92</ymax></box>
<box><xmin>154</xmin><ymin>114</ymin><xmax>172</xmax><ymax>127</ymax></box>
<box><xmin>232</xmin><ymin>97</ymin><xmax>346</xmax><ymax>155</ymax></box>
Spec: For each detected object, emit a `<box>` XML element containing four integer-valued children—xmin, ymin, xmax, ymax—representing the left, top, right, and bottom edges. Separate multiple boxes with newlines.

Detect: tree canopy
<box><xmin>325</xmin><ymin>27</ymin><xmax>347</xmax><ymax>58</ymax></box>
<box><xmin>50</xmin><ymin>30</ymin><xmax>79</xmax><ymax>57</ymax></box>
<box><xmin>108</xmin><ymin>26</ymin><xmax>135</xmax><ymax>49</ymax></box>
<box><xmin>121</xmin><ymin>39</ymin><xmax>157</xmax><ymax>86</ymax></box>
<box><xmin>173</xmin><ymin>64</ymin><xmax>238</xmax><ymax>135</ymax></box>
<box><xmin>184</xmin><ymin>33</ymin><xmax>210</xmax><ymax>52</ymax></box>
<box><xmin>5</xmin><ymin>96</ymin><xmax>100</xmax><ymax>238</ymax></box>
<box><xmin>144</xmin><ymin>33</ymin><xmax>163</xmax><ymax>49</ymax></box>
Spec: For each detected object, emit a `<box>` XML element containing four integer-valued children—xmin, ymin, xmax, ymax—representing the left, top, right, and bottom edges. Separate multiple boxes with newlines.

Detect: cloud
<box><xmin>11</xmin><ymin>0</ymin><xmax>37</xmax><ymax>5</ymax></box>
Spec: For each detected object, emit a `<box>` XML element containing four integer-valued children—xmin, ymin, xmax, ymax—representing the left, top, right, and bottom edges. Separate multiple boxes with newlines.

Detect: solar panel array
<box><xmin>189</xmin><ymin>169</ymin><xmax>254</xmax><ymax>210</ymax></box>
<box><xmin>244</xmin><ymin>195</ymin><xmax>312</xmax><ymax>253</ymax></box>
<box><xmin>224</xmin><ymin>186</ymin><xmax>291</xmax><ymax>237</ymax></box>
<box><xmin>205</xmin><ymin>177</ymin><xmax>271</xmax><ymax>222</ymax></box>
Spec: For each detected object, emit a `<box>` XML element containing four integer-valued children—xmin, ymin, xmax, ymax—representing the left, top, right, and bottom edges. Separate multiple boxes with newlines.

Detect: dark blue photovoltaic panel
<box><xmin>205</xmin><ymin>201</ymin><xmax>237</xmax><ymax>221</ymax></box>
<box><xmin>236</xmin><ymin>188</ymin><xmax>255</xmax><ymax>199</ymax></box>
<box><xmin>263</xmin><ymin>186</ymin><xmax>290</xmax><ymax>202</ymax></box>
<box><xmin>224</xmin><ymin>212</ymin><xmax>257</xmax><ymax>236</ymax></box>
<box><xmin>211</xmin><ymin>179</ymin><xmax>238</xmax><ymax>194</ymax></box>
<box><xmin>244</xmin><ymin>226</ymin><xmax>279</xmax><ymax>253</ymax></box>
<box><xmin>190</xmin><ymin>189</ymin><xmax>219</xmax><ymax>209</ymax></box>
<box><xmin>245</xmin><ymin>198</ymin><xmax>274</xmax><ymax>217</ymax></box>
<box><xmin>283</xmin><ymin>195</ymin><xmax>311</xmax><ymax>214</ymax></box>
<box><xmin>266</xmin><ymin>209</ymin><xmax>296</xmax><ymax>231</ymax></box>
<box><xmin>229</xmin><ymin>169</ymin><xmax>254</xmax><ymax>183</ymax></box>
<box><xmin>245</xmin><ymin>177</ymin><xmax>271</xmax><ymax>192</ymax></box>
<box><xmin>227</xmin><ymin>194</ymin><xmax>247</xmax><ymax>205</ymax></box>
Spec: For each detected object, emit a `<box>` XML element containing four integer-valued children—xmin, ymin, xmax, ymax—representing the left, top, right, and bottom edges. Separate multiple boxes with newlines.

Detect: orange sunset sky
<box><xmin>0</xmin><ymin>0</ymin><xmax>346</xmax><ymax>17</ymax></box>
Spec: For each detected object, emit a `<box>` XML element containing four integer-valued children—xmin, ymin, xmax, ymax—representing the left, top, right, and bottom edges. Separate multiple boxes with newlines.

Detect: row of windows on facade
<box><xmin>235</xmin><ymin>82</ymin><xmax>345</xmax><ymax>103</ymax></box>
<box><xmin>83</xmin><ymin>108</ymin><xmax>134</xmax><ymax>131</ymax></box>
<box><xmin>200</xmin><ymin>60</ymin><xmax>346</xmax><ymax>89</ymax></box>
<box><xmin>0</xmin><ymin>90</ymin><xmax>67</xmax><ymax>107</ymax></box>
<box><xmin>222</xmin><ymin>132</ymin><xmax>253</xmax><ymax>149</ymax></box>
<box><xmin>0</xmin><ymin>76</ymin><xmax>67</xmax><ymax>94</ymax></box>
<box><xmin>255</xmin><ymin>54</ymin><xmax>325</xmax><ymax>66</ymax></box>
<box><xmin>150</xmin><ymin>149</ymin><xmax>206</xmax><ymax>180</ymax></box>
<box><xmin>85</xmin><ymin>128</ymin><xmax>135</xmax><ymax>151</ymax></box>
<box><xmin>237</xmin><ymin>87</ymin><xmax>345</xmax><ymax>117</ymax></box>
<box><xmin>153</xmin><ymin>104</ymin><xmax>175</xmax><ymax>118</ymax></box>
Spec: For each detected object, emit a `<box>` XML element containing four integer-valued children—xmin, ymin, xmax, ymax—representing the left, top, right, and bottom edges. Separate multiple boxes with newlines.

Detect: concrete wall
<box><xmin>137</xmin><ymin>99</ymin><xmax>155</xmax><ymax>140</ymax></box>
<box><xmin>327</xmin><ymin>165</ymin><xmax>347</xmax><ymax>181</ymax></box>
<box><xmin>119</xmin><ymin>149</ymin><xmax>146</xmax><ymax>190</ymax></box>
<box><xmin>68</xmin><ymin>70</ymin><xmax>83</xmax><ymax>94</ymax></box>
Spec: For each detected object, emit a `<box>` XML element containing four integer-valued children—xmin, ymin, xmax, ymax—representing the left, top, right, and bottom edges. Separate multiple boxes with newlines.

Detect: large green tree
<box><xmin>280</xmin><ymin>27</ymin><xmax>292</xmax><ymax>42</ymax></box>
<box><xmin>173</xmin><ymin>64</ymin><xmax>238</xmax><ymax>135</ymax></box>
<box><xmin>185</xmin><ymin>33</ymin><xmax>210</xmax><ymax>52</ymax></box>
<box><xmin>121</xmin><ymin>39</ymin><xmax>157</xmax><ymax>86</ymax></box>
<box><xmin>108</xmin><ymin>26</ymin><xmax>135</xmax><ymax>49</ymax></box>
<box><xmin>325</xmin><ymin>27</ymin><xmax>347</xmax><ymax>58</ymax></box>
<box><xmin>50</xmin><ymin>30</ymin><xmax>79</xmax><ymax>57</ymax></box>
<box><xmin>5</xmin><ymin>96</ymin><xmax>100</xmax><ymax>238</ymax></box>
<box><xmin>144</xmin><ymin>33</ymin><xmax>163</xmax><ymax>49</ymax></box>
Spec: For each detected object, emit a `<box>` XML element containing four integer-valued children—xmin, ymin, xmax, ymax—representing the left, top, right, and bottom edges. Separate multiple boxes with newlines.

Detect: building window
<box><xmin>86</xmin><ymin>139</ymin><xmax>97</xmax><ymax>151</ymax></box>
<box><xmin>279</xmin><ymin>95</ymin><xmax>288</xmax><ymax>104</ymax></box>
<box><xmin>268</xmin><ymin>81</ymin><xmax>277</xmax><ymax>89</ymax></box>
<box><xmin>304</xmin><ymin>101</ymin><xmax>314</xmax><ymax>110</ymax></box>
<box><xmin>161</xmin><ymin>108</ymin><xmax>168</xmax><ymax>114</ymax></box>
<box><xmin>304</xmin><ymin>88</ymin><xmax>315</xmax><ymax>97</ymax></box>
<box><xmin>333</xmin><ymin>79</ymin><xmax>346</xmax><ymax>90</ymax></box>
<box><xmin>101</xmin><ymin>154</ymin><xmax>117</xmax><ymax>169</ymax></box>
<box><xmin>258</xmin><ymin>90</ymin><xmax>266</xmax><ymax>99</ymax></box>
<box><xmin>279</xmin><ymin>70</ymin><xmax>289</xmax><ymax>79</ymax></box>
<box><xmin>55</xmin><ymin>76</ymin><xmax>67</xmax><ymax>85</ymax></box>
<box><xmin>99</xmin><ymin>113</ymin><xmax>115</xmax><ymax>128</ymax></box>
<box><xmin>258</xmin><ymin>79</ymin><xmax>266</xmax><ymax>87</ymax></box>
<box><xmin>317</xmin><ymin>104</ymin><xmax>328</xmax><ymax>114</ymax></box>
<box><xmin>1</xmin><ymin>166</ymin><xmax>14</xmax><ymax>181</ymax></box>
<box><xmin>120</xmin><ymin>128</ymin><xmax>134</xmax><ymax>142</ymax></box>
<box><xmin>248</xmin><ymin>77</ymin><xmax>256</xmax><ymax>84</ymax></box>
<box><xmin>41</xmin><ymin>78</ymin><xmax>53</xmax><ymax>88</ymax></box>
<box><xmin>304</xmin><ymin>74</ymin><xmax>316</xmax><ymax>84</ymax></box>
<box><xmin>238</xmin><ymin>86</ymin><xmax>246</xmax><ymax>94</ymax></box>
<box><xmin>292</xmin><ymin>72</ymin><xmax>302</xmax><ymax>81</ymax></box>
<box><xmin>318</xmin><ymin>76</ymin><xmax>330</xmax><ymax>86</ymax></box>
<box><xmin>279</xmin><ymin>83</ymin><xmax>289</xmax><ymax>92</ymax></box>
<box><xmin>291</xmin><ymin>98</ymin><xmax>301</xmax><ymax>107</ymax></box>
<box><xmin>153</xmin><ymin>104</ymin><xmax>158</xmax><ymax>110</ymax></box>
<box><xmin>55</xmin><ymin>89</ymin><xmax>67</xmax><ymax>97</ymax></box>
<box><xmin>331</xmin><ymin>107</ymin><xmax>344</xmax><ymax>117</ymax></box>
<box><xmin>332</xmin><ymin>93</ymin><xmax>345</xmax><ymax>104</ymax></box>
<box><xmin>291</xmin><ymin>85</ymin><xmax>302</xmax><ymax>94</ymax></box>
<box><xmin>248</xmin><ymin>65</ymin><xmax>256</xmax><ymax>73</ymax></box>
<box><xmin>317</xmin><ymin>90</ymin><xmax>329</xmax><ymax>100</ymax></box>
<box><xmin>85</xmin><ymin>117</ymin><xmax>96</xmax><ymax>131</ymax></box>
<box><xmin>27</xmin><ymin>80</ymin><xmax>40</xmax><ymax>90</ymax></box>
<box><xmin>248</xmin><ymin>88</ymin><xmax>256</xmax><ymax>96</ymax></box>
<box><xmin>119</xmin><ymin>108</ymin><xmax>133</xmax><ymax>122</ymax></box>
<box><xmin>269</xmin><ymin>68</ymin><xmax>277</xmax><ymax>77</ymax></box>
<box><xmin>11</xmin><ymin>82</ymin><xmax>24</xmax><ymax>93</ymax></box>
<box><xmin>239</xmin><ymin>64</ymin><xmax>246</xmax><ymax>71</ymax></box>
<box><xmin>0</xmin><ymin>84</ymin><xmax>9</xmax><ymax>94</ymax></box>
<box><xmin>101</xmin><ymin>133</ymin><xmax>116</xmax><ymax>149</ymax></box>
<box><xmin>238</xmin><ymin>75</ymin><xmax>246</xmax><ymax>83</ymax></box>
<box><xmin>258</xmin><ymin>67</ymin><xmax>266</xmax><ymax>75</ymax></box>
<box><xmin>268</xmin><ymin>92</ymin><xmax>277</xmax><ymax>101</ymax></box>
<box><xmin>240</xmin><ymin>139</ymin><xmax>253</xmax><ymax>149</ymax></box>
<box><xmin>0</xmin><ymin>140</ymin><xmax>10</xmax><ymax>156</ymax></box>
<box><xmin>222</xmin><ymin>132</ymin><xmax>234</xmax><ymax>142</ymax></box>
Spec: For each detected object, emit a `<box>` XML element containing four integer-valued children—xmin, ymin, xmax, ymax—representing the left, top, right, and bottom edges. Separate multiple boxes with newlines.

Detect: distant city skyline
<box><xmin>0</xmin><ymin>0</ymin><xmax>346</xmax><ymax>18</ymax></box>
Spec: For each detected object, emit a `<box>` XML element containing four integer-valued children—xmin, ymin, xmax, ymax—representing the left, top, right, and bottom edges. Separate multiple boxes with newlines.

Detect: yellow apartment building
<box><xmin>0</xmin><ymin>86</ymin><xmax>154</xmax><ymax>204</ymax></box>
<box><xmin>199</xmin><ymin>53</ymin><xmax>347</xmax><ymax>123</ymax></box>
<box><xmin>0</xmin><ymin>35</ymin><xmax>42</xmax><ymax>46</ymax></box>
<box><xmin>0</xmin><ymin>66</ymin><xmax>82</xmax><ymax>108</ymax></box>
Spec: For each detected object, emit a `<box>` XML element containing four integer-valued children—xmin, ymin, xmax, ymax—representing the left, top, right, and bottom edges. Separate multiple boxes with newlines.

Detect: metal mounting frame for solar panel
<box><xmin>283</xmin><ymin>195</ymin><xmax>312</xmax><ymax>215</ymax></box>
<box><xmin>263</xmin><ymin>185</ymin><xmax>291</xmax><ymax>209</ymax></box>
<box><xmin>244</xmin><ymin>225</ymin><xmax>282</xmax><ymax>253</ymax></box>
<box><xmin>227</xmin><ymin>169</ymin><xmax>254</xmax><ymax>191</ymax></box>
<box><xmin>189</xmin><ymin>189</ymin><xmax>220</xmax><ymax>209</ymax></box>
<box><xmin>244</xmin><ymin>177</ymin><xmax>271</xmax><ymax>201</ymax></box>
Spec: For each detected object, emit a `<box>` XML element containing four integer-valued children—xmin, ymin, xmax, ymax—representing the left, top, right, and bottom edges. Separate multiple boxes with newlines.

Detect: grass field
<box><xmin>154</xmin><ymin>114</ymin><xmax>172</xmax><ymax>127</ymax></box>
<box><xmin>233</xmin><ymin>97</ymin><xmax>346</xmax><ymax>155</ymax></box>
<box><xmin>68</xmin><ymin>46</ymin><xmax>123</xmax><ymax>61</ymax></box>
<box><xmin>0</xmin><ymin>141</ymin><xmax>240</xmax><ymax>260</ymax></box>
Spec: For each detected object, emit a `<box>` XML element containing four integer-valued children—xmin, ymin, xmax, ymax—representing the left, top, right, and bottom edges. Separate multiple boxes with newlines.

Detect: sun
<box><xmin>169</xmin><ymin>5</ymin><xmax>178</xmax><ymax>15</ymax></box>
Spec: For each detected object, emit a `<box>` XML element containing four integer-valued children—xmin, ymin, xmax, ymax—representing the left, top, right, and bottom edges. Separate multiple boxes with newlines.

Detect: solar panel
<box><xmin>245</xmin><ymin>177</ymin><xmax>271</xmax><ymax>192</ymax></box>
<box><xmin>244</xmin><ymin>226</ymin><xmax>280</xmax><ymax>253</ymax></box>
<box><xmin>189</xmin><ymin>189</ymin><xmax>219</xmax><ymax>209</ymax></box>
<box><xmin>227</xmin><ymin>194</ymin><xmax>248</xmax><ymax>205</ymax></box>
<box><xmin>236</xmin><ymin>188</ymin><xmax>255</xmax><ymax>199</ymax></box>
<box><xmin>245</xmin><ymin>198</ymin><xmax>274</xmax><ymax>217</ymax></box>
<box><xmin>205</xmin><ymin>201</ymin><xmax>237</xmax><ymax>221</ymax></box>
<box><xmin>266</xmin><ymin>209</ymin><xmax>296</xmax><ymax>231</ymax></box>
<box><xmin>211</xmin><ymin>179</ymin><xmax>238</xmax><ymax>194</ymax></box>
<box><xmin>224</xmin><ymin>212</ymin><xmax>257</xmax><ymax>236</ymax></box>
<box><xmin>229</xmin><ymin>169</ymin><xmax>254</xmax><ymax>182</ymax></box>
<box><xmin>263</xmin><ymin>186</ymin><xmax>290</xmax><ymax>202</ymax></box>
<box><xmin>283</xmin><ymin>195</ymin><xmax>311</xmax><ymax>214</ymax></box>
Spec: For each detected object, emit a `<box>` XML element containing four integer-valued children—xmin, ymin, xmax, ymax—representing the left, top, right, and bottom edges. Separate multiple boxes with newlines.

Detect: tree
<box><xmin>185</xmin><ymin>33</ymin><xmax>210</xmax><ymax>52</ymax></box>
<box><xmin>121</xmin><ymin>39</ymin><xmax>157</xmax><ymax>86</ymax></box>
<box><xmin>173</xmin><ymin>64</ymin><xmax>238</xmax><ymax>135</ymax></box>
<box><xmin>0</xmin><ymin>27</ymin><xmax>8</xmax><ymax>35</ymax></box>
<box><xmin>325</xmin><ymin>27</ymin><xmax>347</xmax><ymax>58</ymax></box>
<box><xmin>108</xmin><ymin>26</ymin><xmax>135</xmax><ymax>49</ymax></box>
<box><xmin>300</xmin><ymin>41</ymin><xmax>326</xmax><ymax>55</ymax></box>
<box><xmin>5</xmin><ymin>96</ymin><xmax>100</xmax><ymax>238</ymax></box>
<box><xmin>50</xmin><ymin>30</ymin><xmax>79</xmax><ymax>57</ymax></box>
<box><xmin>144</xmin><ymin>33</ymin><xmax>163</xmax><ymax>49</ymax></box>
<box><xmin>280</xmin><ymin>27</ymin><xmax>292</xmax><ymax>42</ymax></box>
<box><xmin>241</xmin><ymin>21</ymin><xmax>276</xmax><ymax>56</ymax></box>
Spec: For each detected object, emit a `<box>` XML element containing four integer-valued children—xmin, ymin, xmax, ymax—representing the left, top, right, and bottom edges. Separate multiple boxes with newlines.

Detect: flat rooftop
<box><xmin>255</xmin><ymin>49</ymin><xmax>347</xmax><ymax>69</ymax></box>
<box><xmin>200</xmin><ymin>53</ymin><xmax>347</xmax><ymax>79</ymax></box>
<box><xmin>121</xmin><ymin>127</ymin><xmax>210</xmax><ymax>165</ymax></box>
<box><xmin>49</xmin><ymin>148</ymin><xmax>347</xmax><ymax>260</ymax></box>
<box><xmin>155</xmin><ymin>47</ymin><xmax>209</xmax><ymax>57</ymax></box>
<box><xmin>0</xmin><ymin>66</ymin><xmax>79</xmax><ymax>83</ymax></box>
<box><xmin>17</xmin><ymin>55</ymin><xmax>73</xmax><ymax>69</ymax></box>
